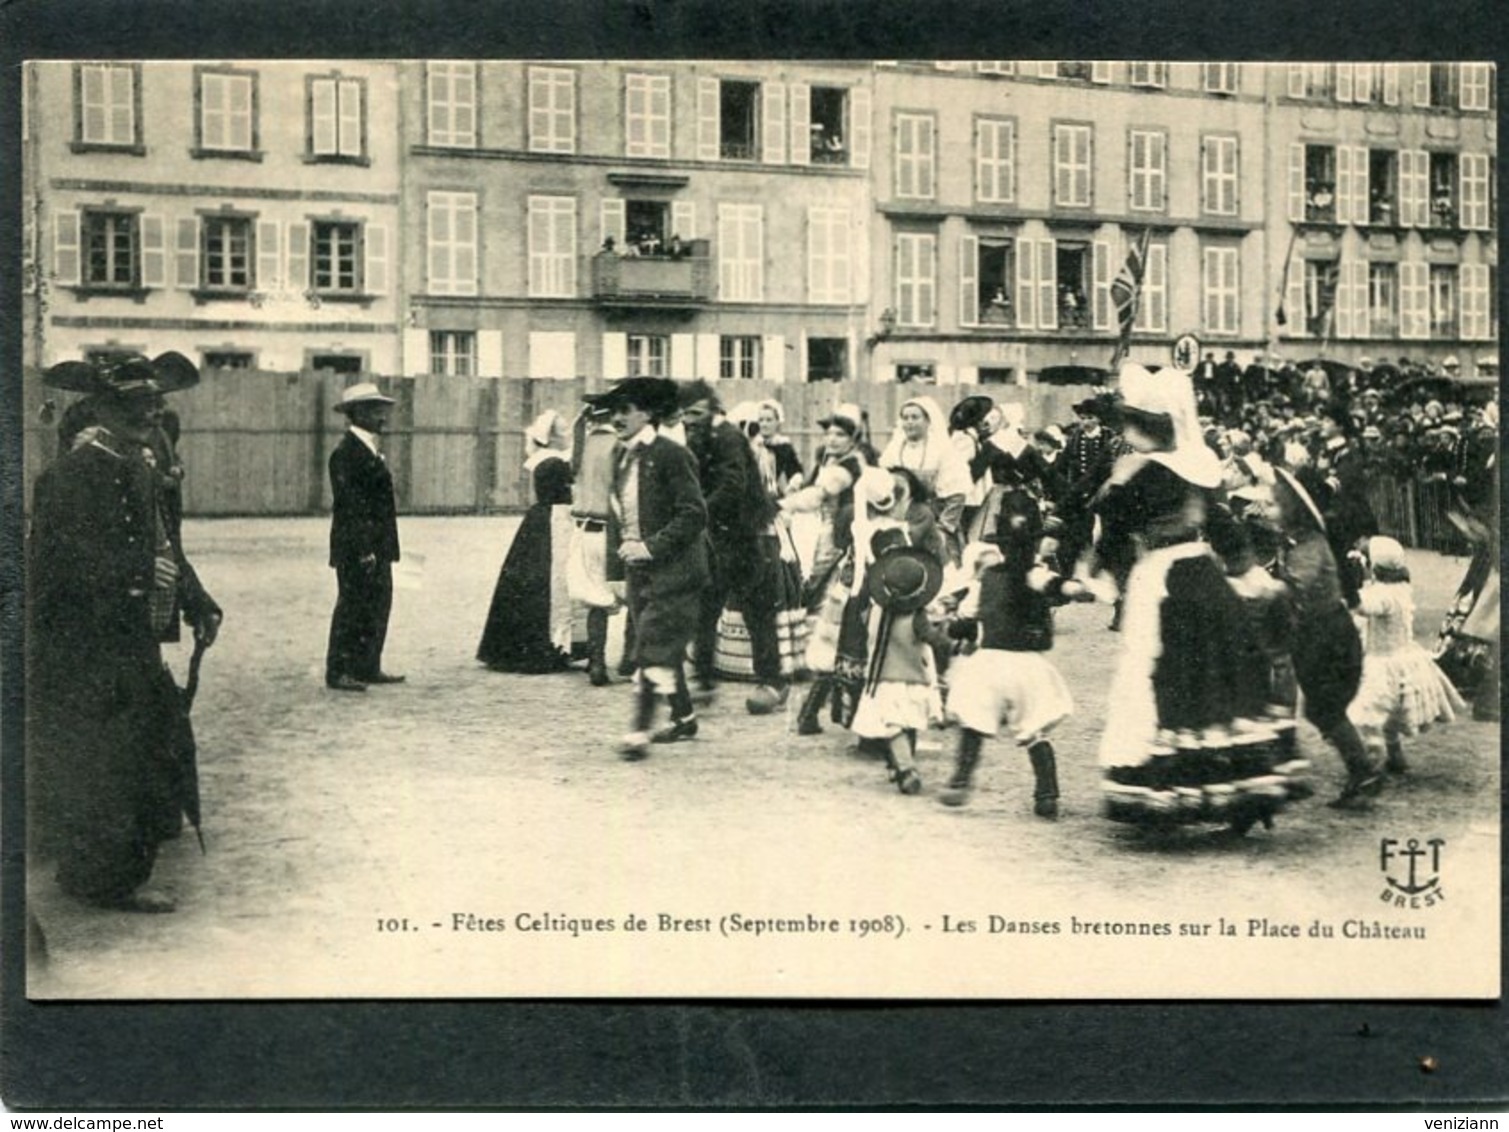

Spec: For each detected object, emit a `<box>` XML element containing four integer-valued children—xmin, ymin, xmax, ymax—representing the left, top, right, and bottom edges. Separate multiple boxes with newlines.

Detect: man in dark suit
<box><xmin>678</xmin><ymin>380</ymin><xmax>785</xmax><ymax>713</ymax></box>
<box><xmin>603</xmin><ymin>378</ymin><xmax>711</xmax><ymax>760</ymax></box>
<box><xmin>326</xmin><ymin>383</ymin><xmax>403</xmax><ymax>692</ymax></box>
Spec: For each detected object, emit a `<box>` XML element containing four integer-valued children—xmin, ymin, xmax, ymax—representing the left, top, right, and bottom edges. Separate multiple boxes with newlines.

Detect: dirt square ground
<box><xmin>25</xmin><ymin>517</ymin><xmax>1500</xmax><ymax>1000</ymax></box>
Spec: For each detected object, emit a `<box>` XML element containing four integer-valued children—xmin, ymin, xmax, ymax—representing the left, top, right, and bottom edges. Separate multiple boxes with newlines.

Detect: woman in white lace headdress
<box><xmin>879</xmin><ymin>395</ymin><xmax>971</xmax><ymax>565</ymax></box>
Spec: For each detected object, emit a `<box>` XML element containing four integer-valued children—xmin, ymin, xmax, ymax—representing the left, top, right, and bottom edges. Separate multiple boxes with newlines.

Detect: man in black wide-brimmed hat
<box><xmin>29</xmin><ymin>352</ymin><xmax>222</xmax><ymax>913</ymax></box>
<box><xmin>598</xmin><ymin>377</ymin><xmax>711</xmax><ymax>760</ymax></box>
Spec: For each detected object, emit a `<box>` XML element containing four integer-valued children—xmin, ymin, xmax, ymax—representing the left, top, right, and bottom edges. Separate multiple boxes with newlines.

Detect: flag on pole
<box><xmin>1108</xmin><ymin>227</ymin><xmax>1152</xmax><ymax>370</ymax></box>
<box><xmin>1274</xmin><ymin>228</ymin><xmax>1300</xmax><ymax>327</ymax></box>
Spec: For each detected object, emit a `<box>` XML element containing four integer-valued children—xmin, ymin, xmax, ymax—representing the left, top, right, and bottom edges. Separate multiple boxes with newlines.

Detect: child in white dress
<box><xmin>1348</xmin><ymin>537</ymin><xmax>1466</xmax><ymax>774</ymax></box>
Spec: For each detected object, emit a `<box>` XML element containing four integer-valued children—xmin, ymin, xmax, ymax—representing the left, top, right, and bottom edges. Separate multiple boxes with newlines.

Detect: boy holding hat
<box><xmin>326</xmin><ymin>382</ymin><xmax>403</xmax><ymax>692</ymax></box>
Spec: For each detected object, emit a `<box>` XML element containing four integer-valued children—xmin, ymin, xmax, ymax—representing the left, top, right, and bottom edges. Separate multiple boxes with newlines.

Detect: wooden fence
<box><xmin>21</xmin><ymin>370</ymin><xmax>1098</xmax><ymax>517</ymax></box>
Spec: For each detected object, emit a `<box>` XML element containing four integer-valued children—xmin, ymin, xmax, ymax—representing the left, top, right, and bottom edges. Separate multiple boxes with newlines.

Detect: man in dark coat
<box><xmin>1053</xmin><ymin>394</ymin><xmax>1118</xmax><ymax>575</ymax></box>
<box><xmin>604</xmin><ymin>378</ymin><xmax>711</xmax><ymax>760</ymax></box>
<box><xmin>1215</xmin><ymin>350</ymin><xmax>1244</xmax><ymax>420</ymax></box>
<box><xmin>326</xmin><ymin>383</ymin><xmax>403</xmax><ymax>691</ymax></box>
<box><xmin>29</xmin><ymin>355</ymin><xmax>221</xmax><ymax>913</ymax></box>
<box><xmin>679</xmin><ymin>380</ymin><xmax>786</xmax><ymax>713</ymax></box>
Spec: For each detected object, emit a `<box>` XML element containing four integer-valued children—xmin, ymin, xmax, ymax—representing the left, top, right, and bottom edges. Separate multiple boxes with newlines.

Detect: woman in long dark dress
<box><xmin>1094</xmin><ymin>364</ymin><xmax>1310</xmax><ymax>833</ymax></box>
<box><xmin>477</xmin><ymin>414</ymin><xmax>580</xmax><ymax>673</ymax></box>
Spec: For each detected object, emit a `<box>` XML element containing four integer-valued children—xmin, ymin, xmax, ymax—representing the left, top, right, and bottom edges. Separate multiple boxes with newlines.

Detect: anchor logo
<box><xmin>1380</xmin><ymin>837</ymin><xmax>1445</xmax><ymax>896</ymax></box>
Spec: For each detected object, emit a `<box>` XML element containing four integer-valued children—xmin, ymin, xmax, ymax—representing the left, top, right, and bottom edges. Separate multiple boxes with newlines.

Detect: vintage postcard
<box><xmin>18</xmin><ymin>57</ymin><xmax>1500</xmax><ymax>1003</ymax></box>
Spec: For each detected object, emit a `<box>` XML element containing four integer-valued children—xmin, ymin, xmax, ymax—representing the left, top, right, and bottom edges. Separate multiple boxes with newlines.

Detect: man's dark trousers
<box><xmin>327</xmin><ymin>559</ymin><xmax>393</xmax><ymax>683</ymax></box>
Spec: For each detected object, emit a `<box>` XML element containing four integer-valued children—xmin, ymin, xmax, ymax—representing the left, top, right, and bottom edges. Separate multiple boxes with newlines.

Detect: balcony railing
<box><xmin>591</xmin><ymin>245</ymin><xmax>714</xmax><ymax>306</ymax></box>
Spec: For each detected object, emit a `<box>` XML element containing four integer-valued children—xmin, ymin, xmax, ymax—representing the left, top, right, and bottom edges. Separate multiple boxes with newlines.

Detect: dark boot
<box><xmin>940</xmin><ymin>730</ymin><xmax>984</xmax><ymax>808</ymax></box>
<box><xmin>1385</xmin><ymin>736</ymin><xmax>1408</xmax><ymax>775</ymax></box>
<box><xmin>587</xmin><ymin>608</ymin><xmax>611</xmax><ymax>686</ymax></box>
<box><xmin>617</xmin><ymin>613</ymin><xmax>637</xmax><ymax>677</ymax></box>
<box><xmin>796</xmin><ymin>679</ymin><xmax>829</xmax><ymax>736</ymax></box>
<box><xmin>1027</xmin><ymin>739</ymin><xmax>1060</xmax><ymax>819</ymax></box>
<box><xmin>620</xmin><ymin>679</ymin><xmax>659</xmax><ymax>761</ymax></box>
<box><xmin>1325</xmin><ymin>721</ymin><xmax>1383</xmax><ymax>808</ymax></box>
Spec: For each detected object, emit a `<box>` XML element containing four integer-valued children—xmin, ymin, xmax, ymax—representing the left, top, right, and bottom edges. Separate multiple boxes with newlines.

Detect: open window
<box><xmin>625</xmin><ymin>200</ymin><xmax>671</xmax><ymax>256</ymax></box>
<box><xmin>719</xmin><ymin>80</ymin><xmax>759</xmax><ymax>160</ymax></box>
<box><xmin>1055</xmin><ymin>242</ymin><xmax>1090</xmax><ymax>329</ymax></box>
<box><xmin>1305</xmin><ymin>145</ymin><xmax>1337</xmax><ymax>222</ymax></box>
<box><xmin>808</xmin><ymin>86</ymin><xmax>849</xmax><ymax>164</ymax></box>
<box><xmin>806</xmin><ymin>337</ymin><xmax>847</xmax><ymax>382</ymax></box>
<box><xmin>1428</xmin><ymin>152</ymin><xmax>1459</xmax><ymax>229</ymax></box>
<box><xmin>896</xmin><ymin>363</ymin><xmax>936</xmax><ymax>384</ymax></box>
<box><xmin>978</xmin><ymin>238</ymin><xmax>1015</xmax><ymax>325</ymax></box>
<box><xmin>1369</xmin><ymin>150</ymin><xmax>1399</xmax><ymax>225</ymax></box>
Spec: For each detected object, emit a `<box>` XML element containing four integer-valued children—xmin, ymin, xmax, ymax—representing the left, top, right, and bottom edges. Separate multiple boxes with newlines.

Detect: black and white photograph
<box><xmin>15</xmin><ymin>56</ymin><xmax>1500</xmax><ymax>1008</ymax></box>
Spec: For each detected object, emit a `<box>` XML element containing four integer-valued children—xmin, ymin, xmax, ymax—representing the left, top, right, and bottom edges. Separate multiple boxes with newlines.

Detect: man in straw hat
<box><xmin>29</xmin><ymin>352</ymin><xmax>221</xmax><ymax>912</ymax></box>
<box><xmin>599</xmin><ymin>377</ymin><xmax>711</xmax><ymax>760</ymax></box>
<box><xmin>326</xmin><ymin>382</ymin><xmax>403</xmax><ymax>692</ymax></box>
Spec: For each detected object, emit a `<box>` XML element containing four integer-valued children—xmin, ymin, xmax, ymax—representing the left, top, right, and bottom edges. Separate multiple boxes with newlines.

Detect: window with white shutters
<box><xmin>1134</xmin><ymin>240</ymin><xmax>1168</xmax><ymax>333</ymax></box>
<box><xmin>528</xmin><ymin>195</ymin><xmax>577</xmax><ymax>297</ymax></box>
<box><xmin>1461</xmin><ymin>263</ymin><xmax>1490</xmax><ymax>339</ymax></box>
<box><xmin>76</xmin><ymin>62</ymin><xmax>139</xmax><ymax>148</ymax></box>
<box><xmin>528</xmin><ymin>66</ymin><xmax>576</xmax><ymax>154</ymax></box>
<box><xmin>1203</xmin><ymin>62</ymin><xmax>1238</xmax><ymax>94</ymax></box>
<box><xmin>308</xmin><ymin>75</ymin><xmax>366</xmax><ymax>161</ymax></box>
<box><xmin>807</xmin><ymin>207</ymin><xmax>851</xmax><ymax>304</ymax></box>
<box><xmin>1129</xmin><ymin>129</ymin><xmax>1166</xmax><ymax>212</ymax></box>
<box><xmin>196</xmin><ymin>68</ymin><xmax>256</xmax><ymax>154</ymax></box>
<box><xmin>1202</xmin><ymin>245</ymin><xmax>1239</xmax><ymax>335</ymax></box>
<box><xmin>717</xmin><ymin>203</ymin><xmax>764</xmax><ymax>301</ymax></box>
<box><xmin>895</xmin><ymin>231</ymin><xmax>936</xmax><ymax>327</ymax></box>
<box><xmin>1399</xmin><ymin>150</ymin><xmax>1429</xmax><ymax>227</ymax></box>
<box><xmin>427</xmin><ymin>191</ymin><xmax>478</xmax><ymax>296</ymax></box>
<box><xmin>896</xmin><ymin>113</ymin><xmax>936</xmax><ymax>199</ymax></box>
<box><xmin>427</xmin><ymin>62</ymin><xmax>476</xmax><ymax>148</ymax></box>
<box><xmin>1460</xmin><ymin>63</ymin><xmax>1493</xmax><ymax>111</ymax></box>
<box><xmin>1202</xmin><ymin>135</ymin><xmax>1238</xmax><ymax>216</ymax></box>
<box><xmin>625</xmin><ymin>72</ymin><xmax>671</xmax><ymax>158</ymax></box>
<box><xmin>976</xmin><ymin>118</ymin><xmax>1015</xmax><ymax>203</ymax></box>
<box><xmin>1127</xmin><ymin>62</ymin><xmax>1168</xmax><ymax>88</ymax></box>
<box><xmin>1461</xmin><ymin>153</ymin><xmax>1490</xmax><ymax>230</ymax></box>
<box><xmin>1053</xmin><ymin>123</ymin><xmax>1092</xmax><ymax>208</ymax></box>
<box><xmin>1399</xmin><ymin>262</ymin><xmax>1429</xmax><ymax>340</ymax></box>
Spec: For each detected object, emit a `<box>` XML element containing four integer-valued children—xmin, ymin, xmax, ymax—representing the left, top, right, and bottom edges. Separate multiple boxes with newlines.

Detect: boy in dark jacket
<box><xmin>939</xmin><ymin>491</ymin><xmax>1096</xmax><ymax>816</ymax></box>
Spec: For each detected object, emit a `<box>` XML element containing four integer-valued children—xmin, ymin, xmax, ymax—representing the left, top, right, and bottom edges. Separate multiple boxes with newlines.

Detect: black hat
<box><xmin>949</xmin><ymin>395</ymin><xmax>995</xmax><ymax>433</ymax></box>
<box><xmin>867</xmin><ymin>542</ymin><xmax>944</xmax><ymax>613</ymax></box>
<box><xmin>595</xmin><ymin>377</ymin><xmax>681</xmax><ymax>419</ymax></box>
<box><xmin>43</xmin><ymin>351</ymin><xmax>200</xmax><ymax>398</ymax></box>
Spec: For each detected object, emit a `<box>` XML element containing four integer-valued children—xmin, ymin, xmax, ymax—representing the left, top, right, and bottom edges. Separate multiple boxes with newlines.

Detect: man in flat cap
<box><xmin>29</xmin><ymin>353</ymin><xmax>221</xmax><ymax>913</ymax></box>
<box><xmin>326</xmin><ymin>382</ymin><xmax>403</xmax><ymax>692</ymax></box>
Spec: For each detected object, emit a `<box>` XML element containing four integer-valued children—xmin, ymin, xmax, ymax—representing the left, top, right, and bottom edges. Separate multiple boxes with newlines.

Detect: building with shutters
<box><xmin>866</xmin><ymin>61</ymin><xmax>1496</xmax><ymax>384</ymax></box>
<box><xmin>396</xmin><ymin>61</ymin><xmax>874</xmax><ymax>383</ymax></box>
<box><xmin>23</xmin><ymin>61</ymin><xmax>404</xmax><ymax>374</ymax></box>
<box><xmin>1273</xmin><ymin>62</ymin><xmax>1497</xmax><ymax>374</ymax></box>
<box><xmin>868</xmin><ymin>61</ymin><xmax>1274</xmax><ymax>385</ymax></box>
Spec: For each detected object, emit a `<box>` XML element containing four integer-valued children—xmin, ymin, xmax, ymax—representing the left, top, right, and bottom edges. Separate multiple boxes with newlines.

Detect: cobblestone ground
<box><xmin>26</xmin><ymin>517</ymin><xmax>1500</xmax><ymax>1000</ymax></box>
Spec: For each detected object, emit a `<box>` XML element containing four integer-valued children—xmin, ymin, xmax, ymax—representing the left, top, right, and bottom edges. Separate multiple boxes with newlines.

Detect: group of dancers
<box><xmin>477</xmin><ymin>363</ymin><xmax>1473</xmax><ymax>834</ymax></box>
